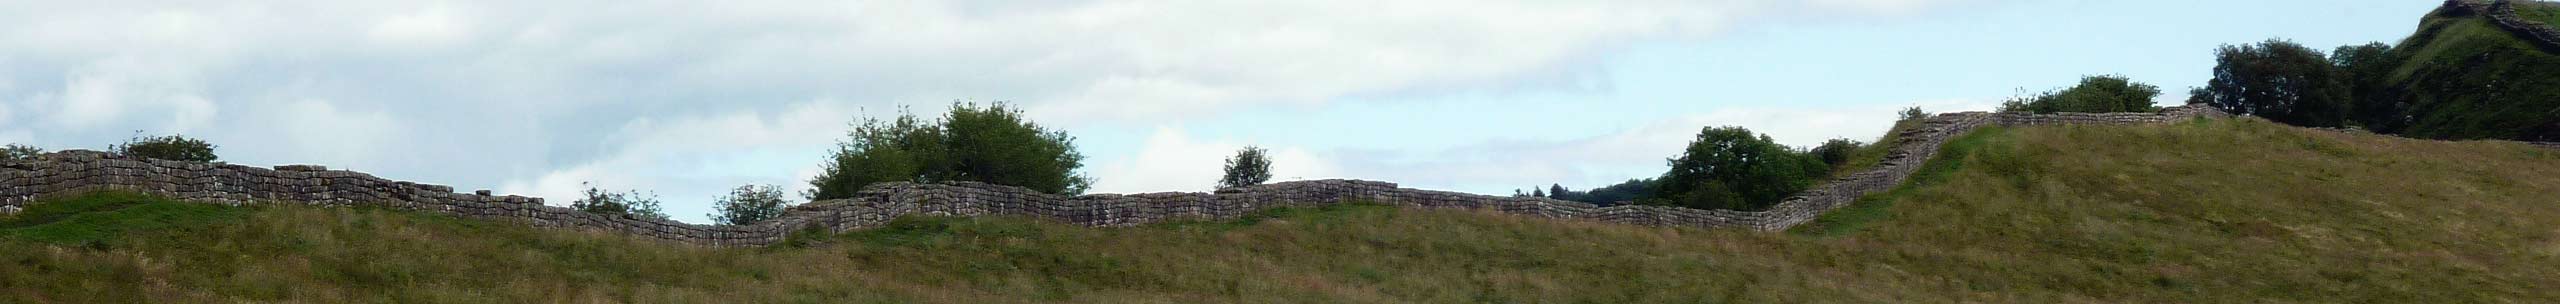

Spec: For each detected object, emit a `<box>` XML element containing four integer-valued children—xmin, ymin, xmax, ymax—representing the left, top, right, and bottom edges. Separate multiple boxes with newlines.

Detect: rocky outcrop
<box><xmin>2</xmin><ymin>105</ymin><xmax>2238</xmax><ymax>247</ymax></box>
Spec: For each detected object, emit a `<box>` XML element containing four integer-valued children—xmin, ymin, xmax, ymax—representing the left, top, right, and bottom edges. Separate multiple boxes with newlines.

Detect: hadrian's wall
<box><xmin>4</xmin><ymin>105</ymin><xmax>2234</xmax><ymax>247</ymax></box>
<box><xmin>2447</xmin><ymin>0</ymin><xmax>2560</xmax><ymax>51</ymax></box>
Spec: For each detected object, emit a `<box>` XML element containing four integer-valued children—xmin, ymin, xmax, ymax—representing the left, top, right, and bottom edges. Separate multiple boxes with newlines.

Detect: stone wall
<box><xmin>2447</xmin><ymin>0</ymin><xmax>2560</xmax><ymax>51</ymax></box>
<box><xmin>0</xmin><ymin>105</ymin><xmax>2235</xmax><ymax>247</ymax></box>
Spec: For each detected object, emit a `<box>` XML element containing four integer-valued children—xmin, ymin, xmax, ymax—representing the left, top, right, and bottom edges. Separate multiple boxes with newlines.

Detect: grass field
<box><xmin>5</xmin><ymin>118</ymin><xmax>2560</xmax><ymax>303</ymax></box>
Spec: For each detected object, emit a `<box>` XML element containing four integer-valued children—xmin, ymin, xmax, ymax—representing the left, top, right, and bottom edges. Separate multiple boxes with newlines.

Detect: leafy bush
<box><xmin>1</xmin><ymin>144</ymin><xmax>41</xmax><ymax>162</ymax></box>
<box><xmin>1998</xmin><ymin>75</ymin><xmax>2163</xmax><ymax>114</ymax></box>
<box><xmin>806</xmin><ymin>102</ymin><xmax>1092</xmax><ymax>200</ymax></box>
<box><xmin>1649</xmin><ymin>126</ymin><xmax>1828</xmax><ymax>211</ymax></box>
<box><xmin>571</xmin><ymin>182</ymin><xmax>669</xmax><ymax>220</ymax></box>
<box><xmin>2188</xmin><ymin>38</ymin><xmax>2353</xmax><ymax>127</ymax></box>
<box><xmin>112</xmin><ymin>133</ymin><xmax>218</xmax><ymax>162</ymax></box>
<box><xmin>1219</xmin><ymin>146</ymin><xmax>1273</xmax><ymax>188</ymax></box>
<box><xmin>1810</xmin><ymin>139</ymin><xmax>1863</xmax><ymax>167</ymax></box>
<box><xmin>1899</xmin><ymin>106</ymin><xmax>1928</xmax><ymax>121</ymax></box>
<box><xmin>710</xmin><ymin>184</ymin><xmax>795</xmax><ymax>225</ymax></box>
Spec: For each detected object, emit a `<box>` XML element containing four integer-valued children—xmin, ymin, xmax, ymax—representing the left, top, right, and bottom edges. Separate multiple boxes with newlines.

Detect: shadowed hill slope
<box><xmin>6</xmin><ymin>118</ymin><xmax>2558</xmax><ymax>302</ymax></box>
<box><xmin>2382</xmin><ymin>0</ymin><xmax>2560</xmax><ymax>140</ymax></box>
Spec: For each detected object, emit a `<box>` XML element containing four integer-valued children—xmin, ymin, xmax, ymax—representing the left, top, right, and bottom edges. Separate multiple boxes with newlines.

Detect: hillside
<box><xmin>2380</xmin><ymin>0</ymin><xmax>2560</xmax><ymax>140</ymax></box>
<box><xmin>6</xmin><ymin>118</ymin><xmax>2558</xmax><ymax>302</ymax></box>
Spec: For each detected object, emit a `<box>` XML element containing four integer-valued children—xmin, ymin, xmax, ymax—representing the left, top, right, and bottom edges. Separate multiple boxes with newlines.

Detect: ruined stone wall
<box><xmin>0</xmin><ymin>105</ymin><xmax>2234</xmax><ymax>247</ymax></box>
<box><xmin>2448</xmin><ymin>0</ymin><xmax>2560</xmax><ymax>51</ymax></box>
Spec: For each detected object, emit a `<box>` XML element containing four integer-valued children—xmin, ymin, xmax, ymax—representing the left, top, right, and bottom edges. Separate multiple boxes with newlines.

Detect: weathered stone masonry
<box><xmin>2446</xmin><ymin>0</ymin><xmax>2560</xmax><ymax>52</ymax></box>
<box><xmin>0</xmin><ymin>105</ymin><xmax>2249</xmax><ymax>247</ymax></box>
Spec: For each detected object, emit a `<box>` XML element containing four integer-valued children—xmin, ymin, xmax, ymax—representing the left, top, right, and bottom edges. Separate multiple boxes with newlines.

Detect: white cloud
<box><xmin>368</xmin><ymin>4</ymin><xmax>474</xmax><ymax>48</ymax></box>
<box><xmin>1088</xmin><ymin>127</ymin><xmax>1342</xmax><ymax>193</ymax></box>
<box><xmin>32</xmin><ymin>57</ymin><xmax>218</xmax><ymax>132</ymax></box>
<box><xmin>265</xmin><ymin>98</ymin><xmax>400</xmax><ymax>168</ymax></box>
<box><xmin>499</xmin><ymin>101</ymin><xmax>856</xmax><ymax>222</ymax></box>
<box><xmin>0</xmin><ymin>0</ymin><xmax>1971</xmax><ymax>222</ymax></box>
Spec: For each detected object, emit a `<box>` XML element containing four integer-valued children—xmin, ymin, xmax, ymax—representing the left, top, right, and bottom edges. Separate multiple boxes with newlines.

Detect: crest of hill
<box><xmin>7</xmin><ymin>117</ymin><xmax>2560</xmax><ymax>302</ymax></box>
<box><xmin>2381</xmin><ymin>0</ymin><xmax>2560</xmax><ymax>140</ymax></box>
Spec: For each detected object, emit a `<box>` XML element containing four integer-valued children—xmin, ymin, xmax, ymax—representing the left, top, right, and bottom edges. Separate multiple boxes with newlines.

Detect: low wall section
<box><xmin>2</xmin><ymin>105</ymin><xmax>2235</xmax><ymax>247</ymax></box>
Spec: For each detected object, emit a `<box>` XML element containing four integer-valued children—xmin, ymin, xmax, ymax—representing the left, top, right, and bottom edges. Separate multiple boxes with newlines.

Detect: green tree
<box><xmin>1809</xmin><ymin>138</ymin><xmax>1863</xmax><ymax>168</ymax></box>
<box><xmin>112</xmin><ymin>132</ymin><xmax>218</xmax><ymax>162</ymax></box>
<box><xmin>1547</xmin><ymin>184</ymin><xmax>1568</xmax><ymax>200</ymax></box>
<box><xmin>1997</xmin><ymin>75</ymin><xmax>2163</xmax><ymax>114</ymax></box>
<box><xmin>709</xmin><ymin>184</ymin><xmax>795</xmax><ymax>225</ymax></box>
<box><xmin>1649</xmin><ymin>126</ymin><xmax>1827</xmax><ymax>211</ymax></box>
<box><xmin>1219</xmin><ymin>146</ymin><xmax>1273</xmax><ymax>188</ymax></box>
<box><xmin>1</xmin><ymin>144</ymin><xmax>42</xmax><ymax>162</ymax></box>
<box><xmin>2332</xmin><ymin>42</ymin><xmax>2404</xmax><ymax>131</ymax></box>
<box><xmin>571</xmin><ymin>182</ymin><xmax>669</xmax><ymax>220</ymax></box>
<box><xmin>807</xmin><ymin>102</ymin><xmax>1092</xmax><ymax>200</ymax></box>
<box><xmin>1899</xmin><ymin>106</ymin><xmax>1929</xmax><ymax>121</ymax></box>
<box><xmin>2189</xmin><ymin>38</ymin><xmax>2354</xmax><ymax>127</ymax></box>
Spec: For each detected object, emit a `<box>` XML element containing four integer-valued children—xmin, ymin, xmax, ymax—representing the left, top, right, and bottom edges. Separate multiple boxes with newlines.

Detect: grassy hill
<box><xmin>2381</xmin><ymin>1</ymin><xmax>2560</xmax><ymax>140</ymax></box>
<box><xmin>5</xmin><ymin>118</ymin><xmax>2559</xmax><ymax>303</ymax></box>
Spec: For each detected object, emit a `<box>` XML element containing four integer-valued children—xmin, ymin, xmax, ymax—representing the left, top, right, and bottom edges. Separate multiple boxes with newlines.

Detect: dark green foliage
<box><xmin>2367</xmin><ymin>8</ymin><xmax>2560</xmax><ymax>141</ymax></box>
<box><xmin>1547</xmin><ymin>179</ymin><xmax>1656</xmax><ymax>206</ymax></box>
<box><xmin>1899</xmin><ymin>106</ymin><xmax>1928</xmax><ymax>121</ymax></box>
<box><xmin>2189</xmin><ymin>39</ymin><xmax>2354</xmax><ymax>127</ymax></box>
<box><xmin>1997</xmin><ymin>75</ymin><xmax>2163</xmax><ymax>114</ymax></box>
<box><xmin>570</xmin><ymin>182</ymin><xmax>669</xmax><ymax>220</ymax></box>
<box><xmin>1649</xmin><ymin>126</ymin><xmax>1828</xmax><ymax>211</ymax></box>
<box><xmin>2333</xmin><ymin>42</ymin><xmax>2408</xmax><ymax>131</ymax></box>
<box><xmin>710</xmin><ymin>184</ymin><xmax>794</xmax><ymax>226</ymax></box>
<box><xmin>1219</xmin><ymin>146</ymin><xmax>1273</xmax><ymax>188</ymax></box>
<box><xmin>807</xmin><ymin>102</ymin><xmax>1092</xmax><ymax>200</ymax></box>
<box><xmin>1811</xmin><ymin>139</ymin><xmax>1863</xmax><ymax>167</ymax></box>
<box><xmin>0</xmin><ymin>144</ymin><xmax>40</xmax><ymax>161</ymax></box>
<box><xmin>112</xmin><ymin>132</ymin><xmax>218</xmax><ymax>162</ymax></box>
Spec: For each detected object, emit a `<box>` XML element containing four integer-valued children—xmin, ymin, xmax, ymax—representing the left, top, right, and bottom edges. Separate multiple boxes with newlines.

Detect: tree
<box><xmin>1219</xmin><ymin>146</ymin><xmax>1273</xmax><ymax>188</ymax></box>
<box><xmin>1809</xmin><ymin>138</ymin><xmax>1863</xmax><ymax>168</ymax></box>
<box><xmin>1649</xmin><ymin>126</ymin><xmax>1828</xmax><ymax>211</ymax></box>
<box><xmin>1547</xmin><ymin>184</ymin><xmax>1567</xmax><ymax>200</ymax></box>
<box><xmin>1998</xmin><ymin>75</ymin><xmax>2163</xmax><ymax>114</ymax></box>
<box><xmin>2190</xmin><ymin>38</ymin><xmax>2353</xmax><ymax>127</ymax></box>
<box><xmin>2332</xmin><ymin>42</ymin><xmax>2404</xmax><ymax>131</ymax></box>
<box><xmin>1</xmin><ymin>144</ymin><xmax>41</xmax><ymax>162</ymax></box>
<box><xmin>1899</xmin><ymin>106</ymin><xmax>1929</xmax><ymax>121</ymax></box>
<box><xmin>113</xmin><ymin>132</ymin><xmax>218</xmax><ymax>162</ymax></box>
<box><xmin>572</xmin><ymin>182</ymin><xmax>669</xmax><ymax>220</ymax></box>
<box><xmin>1531</xmin><ymin>188</ymin><xmax>1545</xmax><ymax>197</ymax></box>
<box><xmin>806</xmin><ymin>102</ymin><xmax>1093</xmax><ymax>200</ymax></box>
<box><xmin>710</xmin><ymin>184</ymin><xmax>795</xmax><ymax>225</ymax></box>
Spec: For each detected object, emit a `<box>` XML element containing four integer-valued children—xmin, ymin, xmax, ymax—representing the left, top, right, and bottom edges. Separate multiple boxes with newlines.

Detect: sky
<box><xmin>0</xmin><ymin>0</ymin><xmax>2436</xmax><ymax>223</ymax></box>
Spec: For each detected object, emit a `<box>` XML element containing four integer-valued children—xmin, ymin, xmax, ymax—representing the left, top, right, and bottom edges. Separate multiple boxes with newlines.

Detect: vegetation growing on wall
<box><xmin>111</xmin><ymin>133</ymin><xmax>218</xmax><ymax>162</ymax></box>
<box><xmin>807</xmin><ymin>102</ymin><xmax>1092</xmax><ymax>200</ymax></box>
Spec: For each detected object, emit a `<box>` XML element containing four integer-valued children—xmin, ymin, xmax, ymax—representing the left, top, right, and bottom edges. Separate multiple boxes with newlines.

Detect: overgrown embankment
<box><xmin>5</xmin><ymin>118</ymin><xmax>2559</xmax><ymax>302</ymax></box>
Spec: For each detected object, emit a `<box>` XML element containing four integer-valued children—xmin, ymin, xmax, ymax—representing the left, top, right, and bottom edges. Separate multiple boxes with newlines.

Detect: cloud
<box><xmin>27</xmin><ymin>57</ymin><xmax>218</xmax><ymax>132</ymax></box>
<box><xmin>498</xmin><ymin>101</ymin><xmax>856</xmax><ymax>223</ymax></box>
<box><xmin>1088</xmin><ymin>127</ymin><xmax>1342</xmax><ymax>193</ymax></box>
<box><xmin>0</xmin><ymin>0</ymin><xmax>1971</xmax><ymax>223</ymax></box>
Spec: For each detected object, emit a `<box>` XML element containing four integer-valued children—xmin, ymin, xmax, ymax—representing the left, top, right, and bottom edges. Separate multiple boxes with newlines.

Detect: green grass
<box><xmin>2377</xmin><ymin>4</ymin><xmax>2560</xmax><ymax>140</ymax></box>
<box><xmin>1792</xmin><ymin>125</ymin><xmax>2011</xmax><ymax>237</ymax></box>
<box><xmin>7</xmin><ymin>118</ymin><xmax>2560</xmax><ymax>302</ymax></box>
<box><xmin>1827</xmin><ymin>118</ymin><xmax>1920</xmax><ymax>178</ymax></box>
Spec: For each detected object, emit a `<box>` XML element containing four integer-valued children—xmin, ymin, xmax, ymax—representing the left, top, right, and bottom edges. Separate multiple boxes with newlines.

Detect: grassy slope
<box><xmin>7</xmin><ymin>119</ymin><xmax>2560</xmax><ymax>302</ymax></box>
<box><xmin>2385</xmin><ymin>3</ymin><xmax>2560</xmax><ymax>140</ymax></box>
